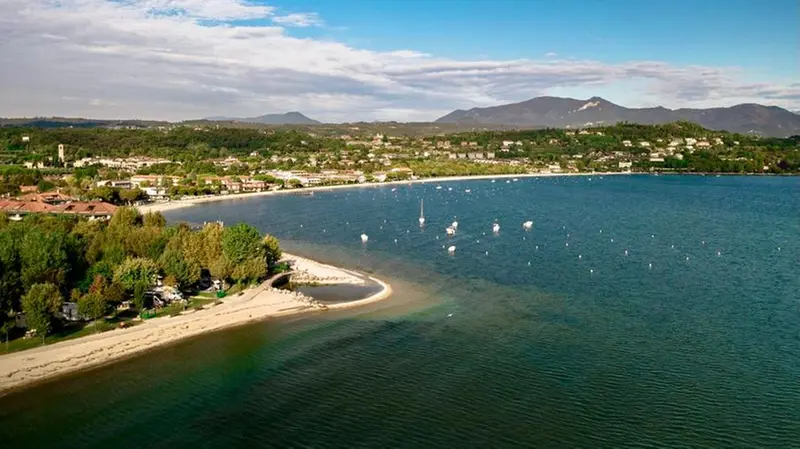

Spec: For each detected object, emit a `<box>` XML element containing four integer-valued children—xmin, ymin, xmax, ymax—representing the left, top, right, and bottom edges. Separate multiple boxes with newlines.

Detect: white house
<box><xmin>144</xmin><ymin>187</ymin><xmax>169</xmax><ymax>200</ymax></box>
<box><xmin>96</xmin><ymin>179</ymin><xmax>133</xmax><ymax>189</ymax></box>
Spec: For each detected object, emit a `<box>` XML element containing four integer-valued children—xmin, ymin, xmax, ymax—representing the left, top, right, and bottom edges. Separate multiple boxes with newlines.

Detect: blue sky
<box><xmin>1</xmin><ymin>0</ymin><xmax>797</xmax><ymax>121</ymax></box>
<box><xmin>272</xmin><ymin>0</ymin><xmax>798</xmax><ymax>78</ymax></box>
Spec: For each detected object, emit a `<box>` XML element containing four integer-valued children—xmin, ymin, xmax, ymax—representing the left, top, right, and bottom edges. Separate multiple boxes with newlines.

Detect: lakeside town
<box><xmin>1</xmin><ymin>122</ymin><xmax>798</xmax><ymax>219</ymax></box>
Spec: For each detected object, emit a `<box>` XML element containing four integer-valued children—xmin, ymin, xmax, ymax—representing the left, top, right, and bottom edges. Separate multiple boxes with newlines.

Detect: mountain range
<box><xmin>435</xmin><ymin>96</ymin><xmax>800</xmax><ymax>137</ymax></box>
<box><xmin>205</xmin><ymin>111</ymin><xmax>320</xmax><ymax>125</ymax></box>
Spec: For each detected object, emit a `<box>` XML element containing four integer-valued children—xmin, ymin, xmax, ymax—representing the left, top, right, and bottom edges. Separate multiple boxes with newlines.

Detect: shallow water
<box><xmin>1</xmin><ymin>175</ymin><xmax>798</xmax><ymax>448</ymax></box>
<box><xmin>289</xmin><ymin>282</ymin><xmax>385</xmax><ymax>304</ymax></box>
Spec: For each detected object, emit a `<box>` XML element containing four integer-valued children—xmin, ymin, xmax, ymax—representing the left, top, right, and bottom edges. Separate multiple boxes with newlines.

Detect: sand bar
<box><xmin>0</xmin><ymin>253</ymin><xmax>390</xmax><ymax>395</ymax></box>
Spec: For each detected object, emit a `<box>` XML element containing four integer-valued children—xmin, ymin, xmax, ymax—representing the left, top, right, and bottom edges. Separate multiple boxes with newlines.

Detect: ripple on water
<box><xmin>1</xmin><ymin>176</ymin><xmax>799</xmax><ymax>448</ymax></box>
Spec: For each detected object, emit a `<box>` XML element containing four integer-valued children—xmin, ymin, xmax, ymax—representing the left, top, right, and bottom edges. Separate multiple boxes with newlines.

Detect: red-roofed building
<box><xmin>17</xmin><ymin>190</ymin><xmax>76</xmax><ymax>204</ymax></box>
<box><xmin>0</xmin><ymin>200</ymin><xmax>117</xmax><ymax>221</ymax></box>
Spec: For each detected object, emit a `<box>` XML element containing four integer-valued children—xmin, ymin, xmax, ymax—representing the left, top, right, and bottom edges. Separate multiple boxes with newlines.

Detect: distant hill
<box><xmin>435</xmin><ymin>96</ymin><xmax>800</xmax><ymax>137</ymax></box>
<box><xmin>206</xmin><ymin>112</ymin><xmax>320</xmax><ymax>125</ymax></box>
<box><xmin>0</xmin><ymin>117</ymin><xmax>165</xmax><ymax>129</ymax></box>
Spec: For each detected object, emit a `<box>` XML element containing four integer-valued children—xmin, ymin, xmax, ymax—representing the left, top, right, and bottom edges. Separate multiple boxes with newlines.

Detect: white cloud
<box><xmin>271</xmin><ymin>12</ymin><xmax>322</xmax><ymax>27</ymax></box>
<box><xmin>0</xmin><ymin>0</ymin><xmax>797</xmax><ymax>122</ymax></box>
<box><xmin>142</xmin><ymin>0</ymin><xmax>274</xmax><ymax>20</ymax></box>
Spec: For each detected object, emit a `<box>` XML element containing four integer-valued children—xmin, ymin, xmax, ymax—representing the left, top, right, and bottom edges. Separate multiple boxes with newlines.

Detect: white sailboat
<box><xmin>451</xmin><ymin>220</ymin><xmax>458</xmax><ymax>230</ymax></box>
<box><xmin>361</xmin><ymin>234</ymin><xmax>369</xmax><ymax>243</ymax></box>
<box><xmin>446</xmin><ymin>227</ymin><xmax>455</xmax><ymax>236</ymax></box>
<box><xmin>523</xmin><ymin>221</ymin><xmax>533</xmax><ymax>230</ymax></box>
<box><xmin>492</xmin><ymin>223</ymin><xmax>500</xmax><ymax>233</ymax></box>
<box><xmin>418</xmin><ymin>199</ymin><xmax>425</xmax><ymax>227</ymax></box>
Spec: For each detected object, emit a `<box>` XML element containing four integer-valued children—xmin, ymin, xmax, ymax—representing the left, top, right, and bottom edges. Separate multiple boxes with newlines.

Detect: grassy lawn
<box><xmin>189</xmin><ymin>297</ymin><xmax>217</xmax><ymax>308</ymax></box>
<box><xmin>225</xmin><ymin>284</ymin><xmax>244</xmax><ymax>295</ymax></box>
<box><xmin>1</xmin><ymin>313</ymin><xmax>141</xmax><ymax>355</ymax></box>
<box><xmin>1</xmin><ymin>286</ymin><xmax>251</xmax><ymax>355</ymax></box>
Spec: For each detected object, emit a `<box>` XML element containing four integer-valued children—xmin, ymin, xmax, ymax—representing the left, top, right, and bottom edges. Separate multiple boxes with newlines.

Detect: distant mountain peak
<box><xmin>434</xmin><ymin>96</ymin><xmax>799</xmax><ymax>137</ymax></box>
<box><xmin>205</xmin><ymin>111</ymin><xmax>320</xmax><ymax>125</ymax></box>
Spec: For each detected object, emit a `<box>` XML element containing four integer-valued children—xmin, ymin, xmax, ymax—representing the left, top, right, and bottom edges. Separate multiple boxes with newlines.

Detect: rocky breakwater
<box><xmin>282</xmin><ymin>253</ymin><xmax>368</xmax><ymax>286</ymax></box>
<box><xmin>266</xmin><ymin>285</ymin><xmax>329</xmax><ymax>311</ymax></box>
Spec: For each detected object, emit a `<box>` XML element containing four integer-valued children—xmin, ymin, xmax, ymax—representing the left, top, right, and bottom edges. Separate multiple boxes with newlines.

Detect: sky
<box><xmin>0</xmin><ymin>0</ymin><xmax>797</xmax><ymax>122</ymax></box>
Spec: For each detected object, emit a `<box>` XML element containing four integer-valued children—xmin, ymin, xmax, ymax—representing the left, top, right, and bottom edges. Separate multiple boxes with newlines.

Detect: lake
<box><xmin>1</xmin><ymin>175</ymin><xmax>798</xmax><ymax>448</ymax></box>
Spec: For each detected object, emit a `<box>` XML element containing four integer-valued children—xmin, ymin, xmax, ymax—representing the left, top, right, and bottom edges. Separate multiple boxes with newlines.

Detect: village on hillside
<box><xmin>1</xmin><ymin>122</ymin><xmax>797</xmax><ymax>216</ymax></box>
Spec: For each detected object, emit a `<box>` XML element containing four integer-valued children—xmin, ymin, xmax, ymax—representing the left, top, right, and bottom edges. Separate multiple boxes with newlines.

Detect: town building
<box><xmin>0</xmin><ymin>199</ymin><xmax>117</xmax><ymax>221</ymax></box>
<box><xmin>131</xmin><ymin>175</ymin><xmax>181</xmax><ymax>187</ymax></box>
<box><xmin>96</xmin><ymin>179</ymin><xmax>133</xmax><ymax>189</ymax></box>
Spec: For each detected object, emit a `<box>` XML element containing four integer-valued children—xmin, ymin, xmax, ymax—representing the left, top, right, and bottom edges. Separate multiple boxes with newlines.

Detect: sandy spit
<box><xmin>0</xmin><ymin>253</ymin><xmax>390</xmax><ymax>395</ymax></box>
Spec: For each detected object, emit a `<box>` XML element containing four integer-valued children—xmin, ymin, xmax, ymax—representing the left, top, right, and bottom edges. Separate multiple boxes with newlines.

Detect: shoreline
<box><xmin>137</xmin><ymin>171</ymin><xmax>626</xmax><ymax>214</ymax></box>
<box><xmin>0</xmin><ymin>253</ymin><xmax>391</xmax><ymax>396</ymax></box>
<box><xmin>137</xmin><ymin>171</ymin><xmax>798</xmax><ymax>215</ymax></box>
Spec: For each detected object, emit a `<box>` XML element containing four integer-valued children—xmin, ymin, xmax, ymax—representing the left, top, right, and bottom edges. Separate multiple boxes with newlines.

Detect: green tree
<box><xmin>231</xmin><ymin>257</ymin><xmax>267</xmax><ymax>285</ymax></box>
<box><xmin>1</xmin><ymin>319</ymin><xmax>13</xmax><ymax>352</ymax></box>
<box><xmin>78</xmin><ymin>292</ymin><xmax>108</xmax><ymax>331</ymax></box>
<box><xmin>21</xmin><ymin>282</ymin><xmax>62</xmax><ymax>343</ymax></box>
<box><xmin>159</xmin><ymin>249</ymin><xmax>201</xmax><ymax>288</ymax></box>
<box><xmin>113</xmin><ymin>257</ymin><xmax>158</xmax><ymax>291</ymax></box>
<box><xmin>254</xmin><ymin>174</ymin><xmax>277</xmax><ymax>183</ymax></box>
<box><xmin>125</xmin><ymin>226</ymin><xmax>168</xmax><ymax>259</ymax></box>
<box><xmin>0</xmin><ymin>229</ymin><xmax>22</xmax><ymax>314</ymax></box>
<box><xmin>87</xmin><ymin>186</ymin><xmax>121</xmax><ymax>204</ymax></box>
<box><xmin>104</xmin><ymin>282</ymin><xmax>126</xmax><ymax>308</ymax></box>
<box><xmin>108</xmin><ymin>207</ymin><xmax>141</xmax><ymax>229</ymax></box>
<box><xmin>198</xmin><ymin>223</ymin><xmax>224</xmax><ymax>267</ymax></box>
<box><xmin>133</xmin><ymin>283</ymin><xmax>147</xmax><ymax>311</ymax></box>
<box><xmin>20</xmin><ymin>229</ymin><xmax>69</xmax><ymax>289</ymax></box>
<box><xmin>209</xmin><ymin>256</ymin><xmax>233</xmax><ymax>288</ymax></box>
<box><xmin>119</xmin><ymin>188</ymin><xmax>148</xmax><ymax>205</ymax></box>
<box><xmin>221</xmin><ymin>223</ymin><xmax>264</xmax><ymax>265</ymax></box>
<box><xmin>87</xmin><ymin>274</ymin><xmax>108</xmax><ymax>295</ymax></box>
<box><xmin>142</xmin><ymin>211</ymin><xmax>167</xmax><ymax>228</ymax></box>
<box><xmin>262</xmin><ymin>234</ymin><xmax>282</xmax><ymax>271</ymax></box>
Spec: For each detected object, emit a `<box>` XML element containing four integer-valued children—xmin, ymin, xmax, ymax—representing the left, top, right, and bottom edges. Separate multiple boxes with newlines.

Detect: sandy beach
<box><xmin>138</xmin><ymin>171</ymin><xmax>627</xmax><ymax>214</ymax></box>
<box><xmin>0</xmin><ymin>253</ymin><xmax>391</xmax><ymax>395</ymax></box>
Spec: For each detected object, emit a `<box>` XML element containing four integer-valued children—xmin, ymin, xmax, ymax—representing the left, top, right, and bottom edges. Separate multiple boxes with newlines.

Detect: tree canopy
<box><xmin>0</xmin><ymin>208</ymin><xmax>283</xmax><ymax>334</ymax></box>
<box><xmin>21</xmin><ymin>283</ymin><xmax>62</xmax><ymax>340</ymax></box>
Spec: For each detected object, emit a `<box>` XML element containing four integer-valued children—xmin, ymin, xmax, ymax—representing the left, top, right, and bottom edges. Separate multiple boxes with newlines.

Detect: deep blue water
<box><xmin>1</xmin><ymin>175</ymin><xmax>798</xmax><ymax>448</ymax></box>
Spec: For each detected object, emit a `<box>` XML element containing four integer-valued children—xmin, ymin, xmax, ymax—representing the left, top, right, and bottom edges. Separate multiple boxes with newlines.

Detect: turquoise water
<box><xmin>1</xmin><ymin>175</ymin><xmax>799</xmax><ymax>448</ymax></box>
